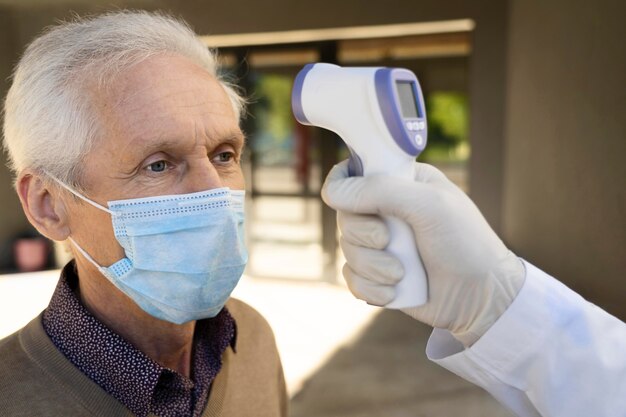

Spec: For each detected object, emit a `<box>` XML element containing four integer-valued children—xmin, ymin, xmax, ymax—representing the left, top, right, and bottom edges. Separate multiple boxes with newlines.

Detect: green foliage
<box><xmin>419</xmin><ymin>92</ymin><xmax>469</xmax><ymax>162</ymax></box>
<box><xmin>255</xmin><ymin>74</ymin><xmax>294</xmax><ymax>142</ymax></box>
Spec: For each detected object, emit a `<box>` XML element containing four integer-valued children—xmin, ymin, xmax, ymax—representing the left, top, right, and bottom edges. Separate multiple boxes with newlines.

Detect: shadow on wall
<box><xmin>290</xmin><ymin>309</ymin><xmax>514</xmax><ymax>417</ymax></box>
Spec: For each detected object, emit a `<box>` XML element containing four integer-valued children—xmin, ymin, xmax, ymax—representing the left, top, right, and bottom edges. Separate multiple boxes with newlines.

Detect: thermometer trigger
<box><xmin>347</xmin><ymin>146</ymin><xmax>364</xmax><ymax>177</ymax></box>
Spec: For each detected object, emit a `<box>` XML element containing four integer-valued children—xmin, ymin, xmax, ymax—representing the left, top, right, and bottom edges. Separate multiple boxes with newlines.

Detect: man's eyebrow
<box><xmin>131</xmin><ymin>137</ymin><xmax>189</xmax><ymax>156</ymax></box>
<box><xmin>217</xmin><ymin>131</ymin><xmax>246</xmax><ymax>150</ymax></box>
<box><xmin>130</xmin><ymin>131</ymin><xmax>246</xmax><ymax>156</ymax></box>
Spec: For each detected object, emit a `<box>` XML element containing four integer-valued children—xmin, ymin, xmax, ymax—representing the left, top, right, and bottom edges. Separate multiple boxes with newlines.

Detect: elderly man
<box><xmin>0</xmin><ymin>11</ymin><xmax>286</xmax><ymax>417</ymax></box>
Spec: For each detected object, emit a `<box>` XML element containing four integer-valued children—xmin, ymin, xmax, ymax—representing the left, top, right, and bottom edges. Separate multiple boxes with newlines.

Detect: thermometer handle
<box><xmin>348</xmin><ymin>151</ymin><xmax>428</xmax><ymax>308</ymax></box>
<box><xmin>382</xmin><ymin>215</ymin><xmax>428</xmax><ymax>309</ymax></box>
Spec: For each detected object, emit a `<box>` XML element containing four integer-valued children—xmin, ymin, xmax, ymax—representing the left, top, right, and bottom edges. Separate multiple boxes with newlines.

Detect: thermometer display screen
<box><xmin>395</xmin><ymin>81</ymin><xmax>420</xmax><ymax>119</ymax></box>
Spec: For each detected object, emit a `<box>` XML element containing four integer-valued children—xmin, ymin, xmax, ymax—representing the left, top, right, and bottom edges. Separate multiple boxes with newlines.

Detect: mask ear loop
<box><xmin>42</xmin><ymin>171</ymin><xmax>117</xmax><ymax>270</ymax></box>
<box><xmin>67</xmin><ymin>236</ymin><xmax>107</xmax><ymax>271</ymax></box>
<box><xmin>43</xmin><ymin>171</ymin><xmax>118</xmax><ymax>216</ymax></box>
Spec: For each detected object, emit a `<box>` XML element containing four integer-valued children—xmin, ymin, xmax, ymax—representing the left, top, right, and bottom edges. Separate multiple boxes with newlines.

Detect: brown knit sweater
<box><xmin>0</xmin><ymin>298</ymin><xmax>288</xmax><ymax>417</ymax></box>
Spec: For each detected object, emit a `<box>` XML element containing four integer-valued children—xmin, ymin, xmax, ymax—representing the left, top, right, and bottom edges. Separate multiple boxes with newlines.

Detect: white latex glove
<box><xmin>322</xmin><ymin>160</ymin><xmax>525</xmax><ymax>347</ymax></box>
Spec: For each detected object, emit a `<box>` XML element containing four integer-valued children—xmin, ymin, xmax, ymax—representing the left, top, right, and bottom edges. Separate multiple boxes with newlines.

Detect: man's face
<box><xmin>64</xmin><ymin>53</ymin><xmax>245</xmax><ymax>266</ymax></box>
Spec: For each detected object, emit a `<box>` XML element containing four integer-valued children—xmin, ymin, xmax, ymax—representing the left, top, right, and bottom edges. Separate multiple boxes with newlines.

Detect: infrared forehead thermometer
<box><xmin>292</xmin><ymin>63</ymin><xmax>428</xmax><ymax>308</ymax></box>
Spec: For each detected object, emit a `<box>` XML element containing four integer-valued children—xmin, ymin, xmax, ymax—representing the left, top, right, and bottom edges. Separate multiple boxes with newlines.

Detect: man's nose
<box><xmin>184</xmin><ymin>158</ymin><xmax>223</xmax><ymax>193</ymax></box>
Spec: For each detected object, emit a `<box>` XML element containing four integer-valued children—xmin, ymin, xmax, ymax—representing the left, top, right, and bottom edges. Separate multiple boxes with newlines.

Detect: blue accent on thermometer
<box><xmin>374</xmin><ymin>68</ymin><xmax>427</xmax><ymax>157</ymax></box>
<box><xmin>347</xmin><ymin>146</ymin><xmax>364</xmax><ymax>177</ymax></box>
<box><xmin>292</xmin><ymin>63</ymin><xmax>315</xmax><ymax>125</ymax></box>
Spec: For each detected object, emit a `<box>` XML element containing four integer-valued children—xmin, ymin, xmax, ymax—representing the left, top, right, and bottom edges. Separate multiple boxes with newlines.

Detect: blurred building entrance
<box><xmin>206</xmin><ymin>20</ymin><xmax>473</xmax><ymax>283</ymax></box>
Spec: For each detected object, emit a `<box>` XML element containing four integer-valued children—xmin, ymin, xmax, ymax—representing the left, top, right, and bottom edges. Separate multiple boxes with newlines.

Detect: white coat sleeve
<box><xmin>425</xmin><ymin>260</ymin><xmax>626</xmax><ymax>417</ymax></box>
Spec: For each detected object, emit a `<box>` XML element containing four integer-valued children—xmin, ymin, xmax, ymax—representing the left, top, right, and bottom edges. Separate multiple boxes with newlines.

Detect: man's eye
<box><xmin>214</xmin><ymin>152</ymin><xmax>234</xmax><ymax>163</ymax></box>
<box><xmin>147</xmin><ymin>160</ymin><xmax>169</xmax><ymax>172</ymax></box>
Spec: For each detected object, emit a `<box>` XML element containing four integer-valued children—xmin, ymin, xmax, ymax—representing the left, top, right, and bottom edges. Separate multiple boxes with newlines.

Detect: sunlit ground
<box><xmin>232</xmin><ymin>276</ymin><xmax>380</xmax><ymax>395</ymax></box>
<box><xmin>0</xmin><ymin>269</ymin><xmax>59</xmax><ymax>338</ymax></box>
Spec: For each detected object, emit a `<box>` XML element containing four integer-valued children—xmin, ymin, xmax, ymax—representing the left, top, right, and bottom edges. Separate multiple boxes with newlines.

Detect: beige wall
<box><xmin>502</xmin><ymin>0</ymin><xmax>626</xmax><ymax>318</ymax></box>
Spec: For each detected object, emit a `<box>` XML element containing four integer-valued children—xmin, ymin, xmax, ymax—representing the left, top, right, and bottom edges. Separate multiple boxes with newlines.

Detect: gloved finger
<box><xmin>340</xmin><ymin>236</ymin><xmax>404</xmax><ymax>285</ymax></box>
<box><xmin>414</xmin><ymin>162</ymin><xmax>465</xmax><ymax>196</ymax></box>
<box><xmin>321</xmin><ymin>160</ymin><xmax>362</xmax><ymax>212</ymax></box>
<box><xmin>322</xmin><ymin>161</ymin><xmax>410</xmax><ymax>213</ymax></box>
<box><xmin>342</xmin><ymin>263</ymin><xmax>396</xmax><ymax>306</ymax></box>
<box><xmin>337</xmin><ymin>210</ymin><xmax>389</xmax><ymax>250</ymax></box>
<box><xmin>322</xmin><ymin>160</ymin><xmax>448</xmax><ymax>194</ymax></box>
<box><xmin>322</xmin><ymin>161</ymin><xmax>431</xmax><ymax>220</ymax></box>
<box><xmin>413</xmin><ymin>162</ymin><xmax>450</xmax><ymax>184</ymax></box>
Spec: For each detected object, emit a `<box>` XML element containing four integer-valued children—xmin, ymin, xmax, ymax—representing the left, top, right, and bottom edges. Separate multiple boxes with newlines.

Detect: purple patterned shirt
<box><xmin>42</xmin><ymin>262</ymin><xmax>237</xmax><ymax>417</ymax></box>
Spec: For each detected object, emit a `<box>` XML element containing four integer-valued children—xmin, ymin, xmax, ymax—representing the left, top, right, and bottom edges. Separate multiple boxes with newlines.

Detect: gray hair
<box><xmin>2</xmin><ymin>10</ymin><xmax>244</xmax><ymax>189</ymax></box>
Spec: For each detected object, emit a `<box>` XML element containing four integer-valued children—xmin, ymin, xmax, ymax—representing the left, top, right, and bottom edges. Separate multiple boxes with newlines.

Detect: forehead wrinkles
<box><xmin>101</xmin><ymin>89</ymin><xmax>226</xmax><ymax>142</ymax></box>
<box><xmin>88</xmin><ymin>55</ymin><xmax>237</xmax><ymax>156</ymax></box>
<box><xmin>108</xmin><ymin>79</ymin><xmax>232</xmax><ymax>131</ymax></box>
<box><xmin>86</xmin><ymin>53</ymin><xmax>230</xmax><ymax>117</ymax></box>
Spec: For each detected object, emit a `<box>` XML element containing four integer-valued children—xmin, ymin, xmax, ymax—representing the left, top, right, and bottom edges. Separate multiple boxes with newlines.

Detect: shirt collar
<box><xmin>42</xmin><ymin>261</ymin><xmax>237</xmax><ymax>417</ymax></box>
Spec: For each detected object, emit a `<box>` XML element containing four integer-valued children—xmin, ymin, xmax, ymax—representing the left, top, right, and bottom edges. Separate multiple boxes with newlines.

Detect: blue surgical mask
<box><xmin>49</xmin><ymin>176</ymin><xmax>247</xmax><ymax>324</ymax></box>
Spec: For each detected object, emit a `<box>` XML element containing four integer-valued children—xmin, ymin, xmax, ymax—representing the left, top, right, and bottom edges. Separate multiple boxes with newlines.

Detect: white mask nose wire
<box><xmin>44</xmin><ymin>172</ymin><xmax>117</xmax><ymax>216</ymax></box>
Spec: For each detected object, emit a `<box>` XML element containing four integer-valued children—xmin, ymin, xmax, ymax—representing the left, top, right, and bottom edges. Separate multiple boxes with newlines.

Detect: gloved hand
<box><xmin>321</xmin><ymin>160</ymin><xmax>525</xmax><ymax>347</ymax></box>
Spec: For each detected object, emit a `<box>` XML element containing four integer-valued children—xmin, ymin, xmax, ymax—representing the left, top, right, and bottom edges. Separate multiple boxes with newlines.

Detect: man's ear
<box><xmin>16</xmin><ymin>170</ymin><xmax>71</xmax><ymax>241</ymax></box>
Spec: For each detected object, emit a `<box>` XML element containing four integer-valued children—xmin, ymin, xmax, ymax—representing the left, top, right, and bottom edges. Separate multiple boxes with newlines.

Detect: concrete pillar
<box><xmin>502</xmin><ymin>0</ymin><xmax>626</xmax><ymax>319</ymax></box>
<box><xmin>466</xmin><ymin>1</ymin><xmax>509</xmax><ymax>233</ymax></box>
